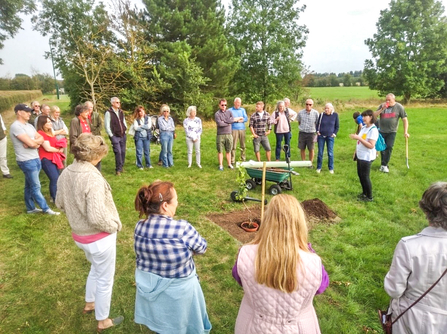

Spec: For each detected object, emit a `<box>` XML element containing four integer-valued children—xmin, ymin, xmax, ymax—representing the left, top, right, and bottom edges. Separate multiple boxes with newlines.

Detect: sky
<box><xmin>1</xmin><ymin>0</ymin><xmax>447</xmax><ymax>78</ymax></box>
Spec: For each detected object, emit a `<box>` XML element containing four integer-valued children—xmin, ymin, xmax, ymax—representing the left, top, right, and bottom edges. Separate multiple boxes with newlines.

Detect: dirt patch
<box><xmin>207</xmin><ymin>198</ymin><xmax>340</xmax><ymax>244</ymax></box>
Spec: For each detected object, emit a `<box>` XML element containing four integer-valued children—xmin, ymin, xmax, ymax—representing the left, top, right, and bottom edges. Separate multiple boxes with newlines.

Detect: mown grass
<box><xmin>0</xmin><ymin>92</ymin><xmax>446</xmax><ymax>333</ymax></box>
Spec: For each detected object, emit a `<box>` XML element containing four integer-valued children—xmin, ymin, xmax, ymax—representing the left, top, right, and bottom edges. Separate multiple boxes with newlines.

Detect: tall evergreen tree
<box><xmin>364</xmin><ymin>0</ymin><xmax>447</xmax><ymax>103</ymax></box>
<box><xmin>141</xmin><ymin>0</ymin><xmax>238</xmax><ymax>115</ymax></box>
<box><xmin>227</xmin><ymin>0</ymin><xmax>308</xmax><ymax>103</ymax></box>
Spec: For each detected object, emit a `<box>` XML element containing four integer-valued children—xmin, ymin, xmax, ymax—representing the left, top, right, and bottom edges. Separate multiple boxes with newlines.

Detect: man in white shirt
<box><xmin>0</xmin><ymin>113</ymin><xmax>12</xmax><ymax>178</ymax></box>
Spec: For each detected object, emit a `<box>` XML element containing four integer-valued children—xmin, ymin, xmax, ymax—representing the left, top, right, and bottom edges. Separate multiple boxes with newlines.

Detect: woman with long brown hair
<box><xmin>232</xmin><ymin>194</ymin><xmax>329</xmax><ymax>333</ymax></box>
<box><xmin>132</xmin><ymin>105</ymin><xmax>152</xmax><ymax>170</ymax></box>
<box><xmin>36</xmin><ymin>115</ymin><xmax>65</xmax><ymax>203</ymax></box>
<box><xmin>133</xmin><ymin>181</ymin><xmax>211</xmax><ymax>333</ymax></box>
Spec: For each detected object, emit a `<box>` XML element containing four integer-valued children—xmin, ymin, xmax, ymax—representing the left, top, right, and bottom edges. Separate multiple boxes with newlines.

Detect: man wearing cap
<box><xmin>0</xmin><ymin>113</ymin><xmax>13</xmax><ymax>179</ymax></box>
<box><xmin>104</xmin><ymin>97</ymin><xmax>127</xmax><ymax>175</ymax></box>
<box><xmin>9</xmin><ymin>104</ymin><xmax>60</xmax><ymax>215</ymax></box>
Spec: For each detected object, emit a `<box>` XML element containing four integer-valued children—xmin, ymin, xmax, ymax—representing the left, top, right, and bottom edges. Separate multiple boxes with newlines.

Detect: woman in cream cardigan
<box><xmin>232</xmin><ymin>194</ymin><xmax>329</xmax><ymax>333</ymax></box>
<box><xmin>56</xmin><ymin>133</ymin><xmax>123</xmax><ymax>332</ymax></box>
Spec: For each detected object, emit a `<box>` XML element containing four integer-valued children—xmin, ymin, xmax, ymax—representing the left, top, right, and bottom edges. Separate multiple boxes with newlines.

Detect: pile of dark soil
<box><xmin>207</xmin><ymin>198</ymin><xmax>339</xmax><ymax>244</ymax></box>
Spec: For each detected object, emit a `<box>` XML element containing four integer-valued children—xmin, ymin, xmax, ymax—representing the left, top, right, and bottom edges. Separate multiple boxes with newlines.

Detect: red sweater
<box><xmin>38</xmin><ymin>131</ymin><xmax>57</xmax><ymax>161</ymax></box>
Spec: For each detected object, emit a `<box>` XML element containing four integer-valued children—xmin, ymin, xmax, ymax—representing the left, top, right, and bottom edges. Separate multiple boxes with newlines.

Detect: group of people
<box><xmin>4</xmin><ymin>93</ymin><xmax>446</xmax><ymax>334</ymax></box>
<box><xmin>56</xmin><ymin>132</ymin><xmax>329</xmax><ymax>332</ymax></box>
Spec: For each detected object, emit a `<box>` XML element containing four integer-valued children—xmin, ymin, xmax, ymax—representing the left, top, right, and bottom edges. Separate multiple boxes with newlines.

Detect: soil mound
<box><xmin>207</xmin><ymin>198</ymin><xmax>339</xmax><ymax>244</ymax></box>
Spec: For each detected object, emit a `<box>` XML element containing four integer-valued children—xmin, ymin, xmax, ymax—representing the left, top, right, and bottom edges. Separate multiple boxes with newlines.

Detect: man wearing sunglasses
<box><xmin>214</xmin><ymin>99</ymin><xmax>243</xmax><ymax>171</ymax></box>
<box><xmin>297</xmin><ymin>99</ymin><xmax>319</xmax><ymax>167</ymax></box>
<box><xmin>104</xmin><ymin>97</ymin><xmax>127</xmax><ymax>175</ymax></box>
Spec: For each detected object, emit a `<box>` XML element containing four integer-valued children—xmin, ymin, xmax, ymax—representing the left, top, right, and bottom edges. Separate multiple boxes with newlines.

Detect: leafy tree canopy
<box><xmin>364</xmin><ymin>0</ymin><xmax>447</xmax><ymax>103</ymax></box>
<box><xmin>0</xmin><ymin>0</ymin><xmax>36</xmax><ymax>64</ymax></box>
<box><xmin>228</xmin><ymin>0</ymin><xmax>308</xmax><ymax>103</ymax></box>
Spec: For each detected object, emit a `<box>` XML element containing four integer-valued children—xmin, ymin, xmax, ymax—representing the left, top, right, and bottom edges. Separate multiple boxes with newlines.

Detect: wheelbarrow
<box><xmin>245</xmin><ymin>167</ymin><xmax>293</xmax><ymax>195</ymax></box>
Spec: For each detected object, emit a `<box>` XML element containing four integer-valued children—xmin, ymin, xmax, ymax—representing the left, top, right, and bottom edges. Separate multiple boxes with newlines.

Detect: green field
<box><xmin>0</xmin><ymin>93</ymin><xmax>446</xmax><ymax>333</ymax></box>
<box><xmin>306</xmin><ymin>86</ymin><xmax>382</xmax><ymax>101</ymax></box>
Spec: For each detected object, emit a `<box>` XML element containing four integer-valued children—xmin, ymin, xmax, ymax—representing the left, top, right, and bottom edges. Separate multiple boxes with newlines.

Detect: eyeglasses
<box><xmin>306</xmin><ymin>104</ymin><xmax>313</xmax><ymax>106</ymax></box>
<box><xmin>114</xmin><ymin>101</ymin><xmax>121</xmax><ymax>104</ymax></box>
<box><xmin>220</xmin><ymin>104</ymin><xmax>227</xmax><ymax>106</ymax></box>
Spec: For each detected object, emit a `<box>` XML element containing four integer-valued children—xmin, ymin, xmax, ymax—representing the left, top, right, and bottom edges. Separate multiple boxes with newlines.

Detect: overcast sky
<box><xmin>1</xmin><ymin>0</ymin><xmax>447</xmax><ymax>78</ymax></box>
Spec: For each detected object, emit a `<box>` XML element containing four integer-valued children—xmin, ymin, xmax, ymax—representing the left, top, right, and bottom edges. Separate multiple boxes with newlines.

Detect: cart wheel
<box><xmin>245</xmin><ymin>179</ymin><xmax>256</xmax><ymax>190</ymax></box>
<box><xmin>255</xmin><ymin>178</ymin><xmax>262</xmax><ymax>185</ymax></box>
<box><xmin>269</xmin><ymin>184</ymin><xmax>282</xmax><ymax>196</ymax></box>
<box><xmin>230</xmin><ymin>191</ymin><xmax>239</xmax><ymax>202</ymax></box>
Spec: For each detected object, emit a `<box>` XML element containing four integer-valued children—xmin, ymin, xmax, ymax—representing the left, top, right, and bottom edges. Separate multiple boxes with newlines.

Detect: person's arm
<box><xmin>333</xmin><ymin>114</ymin><xmax>340</xmax><ymax>137</ymax></box>
<box><xmin>104</xmin><ymin>111</ymin><xmax>113</xmax><ymax>137</ymax></box>
<box><xmin>41</xmin><ymin>140</ymin><xmax>62</xmax><ymax>153</ymax></box>
<box><xmin>16</xmin><ymin>130</ymin><xmax>44</xmax><ymax>149</ymax></box>
<box><xmin>69</xmin><ymin>118</ymin><xmax>79</xmax><ymax>147</ymax></box>
<box><xmin>232</xmin><ymin>249</ymin><xmax>243</xmax><ymax>287</ymax></box>
<box><xmin>133</xmin><ymin>119</ymin><xmax>143</xmax><ymax>131</ymax></box>
<box><xmin>215</xmin><ymin>112</ymin><xmax>227</xmax><ymax>128</ymax></box>
<box><xmin>242</xmin><ymin>109</ymin><xmax>248</xmax><ymax>123</ymax></box>
<box><xmin>384</xmin><ymin>240</ymin><xmax>411</xmax><ymax>299</ymax></box>
<box><xmin>86</xmin><ymin>178</ymin><xmax>122</xmax><ymax>233</ymax></box>
<box><xmin>183</xmin><ymin>222</ymin><xmax>207</xmax><ymax>254</ymax></box>
<box><xmin>402</xmin><ymin>117</ymin><xmax>409</xmax><ymax>138</ymax></box>
<box><xmin>307</xmin><ymin>243</ymin><xmax>329</xmax><ymax>294</ymax></box>
<box><xmin>250</xmin><ymin>126</ymin><xmax>258</xmax><ymax>137</ymax></box>
<box><xmin>373</xmin><ymin>103</ymin><xmax>386</xmax><ymax>117</ymax></box>
<box><xmin>289</xmin><ymin>109</ymin><xmax>297</xmax><ymax>121</ymax></box>
<box><xmin>349</xmin><ymin>128</ymin><xmax>376</xmax><ymax>149</ymax></box>
<box><xmin>197</xmin><ymin>118</ymin><xmax>202</xmax><ymax>136</ymax></box>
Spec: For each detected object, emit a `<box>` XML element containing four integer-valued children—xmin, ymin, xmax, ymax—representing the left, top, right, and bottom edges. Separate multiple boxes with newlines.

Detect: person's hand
<box><xmin>404</xmin><ymin>133</ymin><xmax>410</xmax><ymax>138</ymax></box>
<box><xmin>349</xmin><ymin>133</ymin><xmax>359</xmax><ymax>140</ymax></box>
<box><xmin>59</xmin><ymin>148</ymin><xmax>64</xmax><ymax>153</ymax></box>
<box><xmin>265</xmin><ymin>130</ymin><xmax>271</xmax><ymax>136</ymax></box>
<box><xmin>253</xmin><ymin>134</ymin><xmax>258</xmax><ymax>139</ymax></box>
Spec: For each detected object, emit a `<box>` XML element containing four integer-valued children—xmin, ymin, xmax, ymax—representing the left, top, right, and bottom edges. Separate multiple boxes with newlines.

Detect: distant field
<box><xmin>306</xmin><ymin>86</ymin><xmax>381</xmax><ymax>101</ymax></box>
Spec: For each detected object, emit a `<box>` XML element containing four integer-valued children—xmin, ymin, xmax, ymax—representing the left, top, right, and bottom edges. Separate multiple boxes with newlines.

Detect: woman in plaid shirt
<box><xmin>133</xmin><ymin>181</ymin><xmax>211</xmax><ymax>333</ymax></box>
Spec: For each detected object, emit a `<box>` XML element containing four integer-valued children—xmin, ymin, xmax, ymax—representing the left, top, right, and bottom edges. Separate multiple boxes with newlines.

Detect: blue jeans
<box><xmin>160</xmin><ymin>132</ymin><xmax>174</xmax><ymax>167</ymax></box>
<box><xmin>135</xmin><ymin>138</ymin><xmax>151</xmax><ymax>168</ymax></box>
<box><xmin>41</xmin><ymin>158</ymin><xmax>59</xmax><ymax>201</ymax></box>
<box><xmin>17</xmin><ymin>158</ymin><xmax>49</xmax><ymax>212</ymax></box>
<box><xmin>275</xmin><ymin>132</ymin><xmax>291</xmax><ymax>160</ymax></box>
<box><xmin>317</xmin><ymin>136</ymin><xmax>335</xmax><ymax>170</ymax></box>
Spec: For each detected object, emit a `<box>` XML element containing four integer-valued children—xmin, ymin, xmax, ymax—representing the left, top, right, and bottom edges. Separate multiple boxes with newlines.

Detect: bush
<box><xmin>0</xmin><ymin>90</ymin><xmax>43</xmax><ymax>113</ymax></box>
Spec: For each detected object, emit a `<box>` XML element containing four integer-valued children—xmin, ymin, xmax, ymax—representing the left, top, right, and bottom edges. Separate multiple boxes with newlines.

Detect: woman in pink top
<box><xmin>270</xmin><ymin>101</ymin><xmax>292</xmax><ymax>161</ymax></box>
<box><xmin>232</xmin><ymin>194</ymin><xmax>329</xmax><ymax>333</ymax></box>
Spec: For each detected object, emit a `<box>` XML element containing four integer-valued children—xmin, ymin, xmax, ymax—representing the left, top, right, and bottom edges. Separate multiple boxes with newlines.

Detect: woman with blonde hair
<box><xmin>56</xmin><ymin>133</ymin><xmax>123</xmax><ymax>332</ymax></box>
<box><xmin>158</xmin><ymin>104</ymin><xmax>176</xmax><ymax>168</ymax></box>
<box><xmin>232</xmin><ymin>194</ymin><xmax>329</xmax><ymax>333</ymax></box>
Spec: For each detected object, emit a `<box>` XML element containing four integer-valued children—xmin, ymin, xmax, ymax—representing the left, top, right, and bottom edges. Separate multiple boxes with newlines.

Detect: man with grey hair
<box><xmin>34</xmin><ymin>104</ymin><xmax>51</xmax><ymax>128</ymax></box>
<box><xmin>228</xmin><ymin>97</ymin><xmax>248</xmax><ymax>165</ymax></box>
<box><xmin>297</xmin><ymin>99</ymin><xmax>319</xmax><ymax>166</ymax></box>
<box><xmin>105</xmin><ymin>97</ymin><xmax>127</xmax><ymax>175</ymax></box>
<box><xmin>374</xmin><ymin>93</ymin><xmax>409</xmax><ymax>173</ymax></box>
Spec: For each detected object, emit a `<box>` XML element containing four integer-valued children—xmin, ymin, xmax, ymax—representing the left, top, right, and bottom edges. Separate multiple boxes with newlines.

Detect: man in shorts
<box><xmin>214</xmin><ymin>99</ymin><xmax>243</xmax><ymax>170</ymax></box>
<box><xmin>297</xmin><ymin>99</ymin><xmax>319</xmax><ymax>167</ymax></box>
<box><xmin>249</xmin><ymin>101</ymin><xmax>271</xmax><ymax>161</ymax></box>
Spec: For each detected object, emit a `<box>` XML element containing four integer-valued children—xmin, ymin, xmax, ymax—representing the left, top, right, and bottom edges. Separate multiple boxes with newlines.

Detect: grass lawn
<box><xmin>0</xmin><ymin>95</ymin><xmax>446</xmax><ymax>333</ymax></box>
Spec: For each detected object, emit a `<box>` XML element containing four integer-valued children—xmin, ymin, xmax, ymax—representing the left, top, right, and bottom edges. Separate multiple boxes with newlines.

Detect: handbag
<box><xmin>378</xmin><ymin>267</ymin><xmax>447</xmax><ymax>333</ymax></box>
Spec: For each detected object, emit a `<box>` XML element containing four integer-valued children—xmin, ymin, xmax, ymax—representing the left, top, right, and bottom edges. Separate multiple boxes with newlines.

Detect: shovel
<box><xmin>405</xmin><ymin>137</ymin><xmax>409</xmax><ymax>169</ymax></box>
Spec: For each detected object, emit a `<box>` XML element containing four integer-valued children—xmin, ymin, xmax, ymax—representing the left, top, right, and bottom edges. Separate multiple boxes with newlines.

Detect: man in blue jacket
<box><xmin>228</xmin><ymin>97</ymin><xmax>248</xmax><ymax>165</ymax></box>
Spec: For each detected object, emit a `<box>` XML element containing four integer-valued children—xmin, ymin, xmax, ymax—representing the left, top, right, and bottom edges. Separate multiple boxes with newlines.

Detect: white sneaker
<box><xmin>379</xmin><ymin>165</ymin><xmax>385</xmax><ymax>172</ymax></box>
<box><xmin>197</xmin><ymin>164</ymin><xmax>202</xmax><ymax>169</ymax></box>
<box><xmin>45</xmin><ymin>209</ymin><xmax>60</xmax><ymax>215</ymax></box>
<box><xmin>316</xmin><ymin>169</ymin><xmax>321</xmax><ymax>173</ymax></box>
<box><xmin>188</xmin><ymin>164</ymin><xmax>191</xmax><ymax>168</ymax></box>
<box><xmin>27</xmin><ymin>208</ymin><xmax>42</xmax><ymax>214</ymax></box>
<box><xmin>383</xmin><ymin>166</ymin><xmax>389</xmax><ymax>173</ymax></box>
<box><xmin>329</xmin><ymin>170</ymin><xmax>334</xmax><ymax>174</ymax></box>
<box><xmin>139</xmin><ymin>167</ymin><xmax>144</xmax><ymax>170</ymax></box>
<box><xmin>228</xmin><ymin>164</ymin><xmax>234</xmax><ymax>169</ymax></box>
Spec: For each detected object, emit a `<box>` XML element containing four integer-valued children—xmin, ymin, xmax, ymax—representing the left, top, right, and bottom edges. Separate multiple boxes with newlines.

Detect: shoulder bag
<box><xmin>378</xmin><ymin>267</ymin><xmax>447</xmax><ymax>333</ymax></box>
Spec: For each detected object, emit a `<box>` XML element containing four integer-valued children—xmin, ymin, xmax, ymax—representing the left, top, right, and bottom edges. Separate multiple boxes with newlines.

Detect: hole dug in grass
<box><xmin>207</xmin><ymin>198</ymin><xmax>340</xmax><ymax>244</ymax></box>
